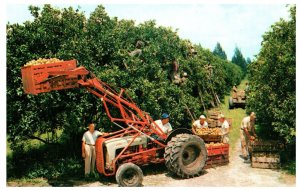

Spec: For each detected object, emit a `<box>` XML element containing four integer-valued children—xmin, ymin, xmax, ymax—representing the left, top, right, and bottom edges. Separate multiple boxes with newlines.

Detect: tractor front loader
<box><xmin>21</xmin><ymin>59</ymin><xmax>207</xmax><ymax>186</ymax></box>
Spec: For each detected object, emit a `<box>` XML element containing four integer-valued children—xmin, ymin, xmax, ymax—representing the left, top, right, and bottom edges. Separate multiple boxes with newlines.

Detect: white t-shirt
<box><xmin>221</xmin><ymin>120</ymin><xmax>229</xmax><ymax>134</ymax></box>
<box><xmin>153</xmin><ymin>120</ymin><xmax>173</xmax><ymax>134</ymax></box>
<box><xmin>193</xmin><ymin>120</ymin><xmax>208</xmax><ymax>129</ymax></box>
<box><xmin>82</xmin><ymin>130</ymin><xmax>103</xmax><ymax>145</ymax></box>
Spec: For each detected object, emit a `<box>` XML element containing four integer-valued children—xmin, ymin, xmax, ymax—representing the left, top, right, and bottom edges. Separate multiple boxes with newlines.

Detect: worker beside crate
<box><xmin>218</xmin><ymin>114</ymin><xmax>230</xmax><ymax>144</ymax></box>
<box><xmin>240</xmin><ymin>112</ymin><xmax>284</xmax><ymax>169</ymax></box>
<box><xmin>193</xmin><ymin>112</ymin><xmax>230</xmax><ymax>169</ymax></box>
<box><xmin>191</xmin><ymin>115</ymin><xmax>208</xmax><ymax>135</ymax></box>
<box><xmin>240</xmin><ymin>112</ymin><xmax>257</xmax><ymax>163</ymax></box>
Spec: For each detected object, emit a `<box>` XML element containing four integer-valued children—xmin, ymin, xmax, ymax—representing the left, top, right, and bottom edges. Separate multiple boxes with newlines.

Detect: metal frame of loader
<box><xmin>21</xmin><ymin>59</ymin><xmax>208</xmax><ymax>186</ymax></box>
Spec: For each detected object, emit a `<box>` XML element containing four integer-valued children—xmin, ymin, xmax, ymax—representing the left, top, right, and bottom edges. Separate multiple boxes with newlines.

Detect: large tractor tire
<box><xmin>164</xmin><ymin>134</ymin><xmax>207</xmax><ymax>178</ymax></box>
<box><xmin>116</xmin><ymin>163</ymin><xmax>143</xmax><ymax>187</ymax></box>
<box><xmin>229</xmin><ymin>97</ymin><xmax>234</xmax><ymax>109</ymax></box>
<box><xmin>164</xmin><ymin>137</ymin><xmax>177</xmax><ymax>173</ymax></box>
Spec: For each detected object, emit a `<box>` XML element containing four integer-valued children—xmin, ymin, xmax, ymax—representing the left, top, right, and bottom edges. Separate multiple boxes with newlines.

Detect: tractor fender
<box><xmin>165</xmin><ymin>128</ymin><xmax>193</xmax><ymax>144</ymax></box>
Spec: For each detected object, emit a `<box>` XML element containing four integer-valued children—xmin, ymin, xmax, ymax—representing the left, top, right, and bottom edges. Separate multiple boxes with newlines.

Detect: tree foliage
<box><xmin>232</xmin><ymin>47</ymin><xmax>247</xmax><ymax>76</ymax></box>
<box><xmin>247</xmin><ymin>6</ymin><xmax>295</xmax><ymax>147</ymax></box>
<box><xmin>7</xmin><ymin>5</ymin><xmax>243</xmax><ymax>150</ymax></box>
<box><xmin>213</xmin><ymin>42</ymin><xmax>227</xmax><ymax>60</ymax></box>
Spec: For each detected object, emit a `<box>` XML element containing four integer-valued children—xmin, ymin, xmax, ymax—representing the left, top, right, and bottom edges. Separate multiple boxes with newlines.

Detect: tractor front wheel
<box><xmin>116</xmin><ymin>163</ymin><xmax>143</xmax><ymax>187</ymax></box>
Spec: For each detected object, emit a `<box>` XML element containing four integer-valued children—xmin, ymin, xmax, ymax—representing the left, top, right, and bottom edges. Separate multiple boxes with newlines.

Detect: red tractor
<box><xmin>21</xmin><ymin>60</ymin><xmax>207</xmax><ymax>186</ymax></box>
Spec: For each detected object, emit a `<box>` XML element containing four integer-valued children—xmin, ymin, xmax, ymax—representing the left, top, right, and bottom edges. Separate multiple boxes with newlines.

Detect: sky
<box><xmin>5</xmin><ymin>3</ymin><xmax>291</xmax><ymax>60</ymax></box>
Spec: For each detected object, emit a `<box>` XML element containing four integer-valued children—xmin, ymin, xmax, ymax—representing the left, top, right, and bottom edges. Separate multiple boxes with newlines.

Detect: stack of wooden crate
<box><xmin>207</xmin><ymin>111</ymin><xmax>221</xmax><ymax>128</ymax></box>
<box><xmin>249</xmin><ymin>140</ymin><xmax>284</xmax><ymax>169</ymax></box>
<box><xmin>204</xmin><ymin>143</ymin><xmax>229</xmax><ymax>169</ymax></box>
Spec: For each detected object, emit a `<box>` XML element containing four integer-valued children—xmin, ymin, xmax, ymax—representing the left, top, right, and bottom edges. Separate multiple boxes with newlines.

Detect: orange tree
<box><xmin>7</xmin><ymin>4</ymin><xmax>244</xmax><ymax>146</ymax></box>
<box><xmin>7</xmin><ymin>4</ymin><xmax>243</xmax><ymax>178</ymax></box>
<box><xmin>247</xmin><ymin>6</ymin><xmax>295</xmax><ymax>170</ymax></box>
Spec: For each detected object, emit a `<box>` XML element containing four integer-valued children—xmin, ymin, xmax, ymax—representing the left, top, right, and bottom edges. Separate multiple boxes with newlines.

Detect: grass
<box><xmin>6</xmin><ymin>128</ymin><xmax>85</xmax><ymax>185</ymax></box>
<box><xmin>7</xmin><ymin>129</ymin><xmax>63</xmax><ymax>154</ymax></box>
<box><xmin>6</xmin><ymin>139</ymin><xmax>12</xmax><ymax>157</ymax></box>
<box><xmin>212</xmin><ymin>79</ymin><xmax>248</xmax><ymax>154</ymax></box>
<box><xmin>7</xmin><ymin>177</ymin><xmax>49</xmax><ymax>187</ymax></box>
<box><xmin>7</xmin><ymin>142</ymin><xmax>84</xmax><ymax>180</ymax></box>
<box><xmin>282</xmin><ymin>160</ymin><xmax>296</xmax><ymax>175</ymax></box>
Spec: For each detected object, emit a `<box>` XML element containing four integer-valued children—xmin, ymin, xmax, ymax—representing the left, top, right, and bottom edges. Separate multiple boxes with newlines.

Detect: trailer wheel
<box><xmin>165</xmin><ymin>134</ymin><xmax>207</xmax><ymax>178</ymax></box>
<box><xmin>229</xmin><ymin>97</ymin><xmax>234</xmax><ymax>109</ymax></box>
<box><xmin>116</xmin><ymin>163</ymin><xmax>143</xmax><ymax>187</ymax></box>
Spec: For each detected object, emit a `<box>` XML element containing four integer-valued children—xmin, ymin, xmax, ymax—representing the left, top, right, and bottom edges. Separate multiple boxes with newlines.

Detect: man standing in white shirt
<box><xmin>218</xmin><ymin>114</ymin><xmax>230</xmax><ymax>143</ymax></box>
<box><xmin>240</xmin><ymin>112</ymin><xmax>257</xmax><ymax>163</ymax></box>
<box><xmin>82</xmin><ymin>122</ymin><xmax>104</xmax><ymax>176</ymax></box>
<box><xmin>154</xmin><ymin>113</ymin><xmax>173</xmax><ymax>135</ymax></box>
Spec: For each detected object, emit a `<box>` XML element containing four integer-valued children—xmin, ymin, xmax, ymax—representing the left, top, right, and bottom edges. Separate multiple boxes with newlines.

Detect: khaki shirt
<box><xmin>82</xmin><ymin>130</ymin><xmax>103</xmax><ymax>145</ymax></box>
<box><xmin>241</xmin><ymin>116</ymin><xmax>255</xmax><ymax>132</ymax></box>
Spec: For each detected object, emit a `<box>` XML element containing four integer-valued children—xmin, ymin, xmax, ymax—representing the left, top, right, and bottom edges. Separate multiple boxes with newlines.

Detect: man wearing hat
<box><xmin>82</xmin><ymin>122</ymin><xmax>106</xmax><ymax>176</ymax></box>
<box><xmin>192</xmin><ymin>115</ymin><xmax>208</xmax><ymax>133</ymax></box>
<box><xmin>218</xmin><ymin>114</ymin><xmax>230</xmax><ymax>143</ymax></box>
<box><xmin>240</xmin><ymin>112</ymin><xmax>257</xmax><ymax>163</ymax></box>
<box><xmin>153</xmin><ymin>113</ymin><xmax>173</xmax><ymax>134</ymax></box>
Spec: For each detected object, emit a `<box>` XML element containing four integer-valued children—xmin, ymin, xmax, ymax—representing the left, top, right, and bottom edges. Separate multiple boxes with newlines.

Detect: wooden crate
<box><xmin>195</xmin><ymin>127</ymin><xmax>223</xmax><ymax>143</ymax></box>
<box><xmin>249</xmin><ymin>140</ymin><xmax>284</xmax><ymax>153</ymax></box>
<box><xmin>206</xmin><ymin>143</ymin><xmax>229</xmax><ymax>156</ymax></box>
<box><xmin>208</xmin><ymin>120</ymin><xmax>219</xmax><ymax>128</ymax></box>
<box><xmin>199</xmin><ymin>134</ymin><xmax>222</xmax><ymax>142</ymax></box>
<box><xmin>251</xmin><ymin>152</ymin><xmax>280</xmax><ymax>169</ymax></box>
<box><xmin>204</xmin><ymin>144</ymin><xmax>229</xmax><ymax>169</ymax></box>
<box><xmin>251</xmin><ymin>162</ymin><xmax>280</xmax><ymax>169</ymax></box>
<box><xmin>204</xmin><ymin>154</ymin><xmax>229</xmax><ymax>169</ymax></box>
<box><xmin>21</xmin><ymin>60</ymin><xmax>78</xmax><ymax>94</ymax></box>
<box><xmin>207</xmin><ymin>111</ymin><xmax>221</xmax><ymax>118</ymax></box>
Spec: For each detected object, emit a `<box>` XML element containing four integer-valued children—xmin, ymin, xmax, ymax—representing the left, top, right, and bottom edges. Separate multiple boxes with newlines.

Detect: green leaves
<box><xmin>7</xmin><ymin>4</ymin><xmax>242</xmax><ymax>150</ymax></box>
<box><xmin>247</xmin><ymin>6</ymin><xmax>295</xmax><ymax>145</ymax></box>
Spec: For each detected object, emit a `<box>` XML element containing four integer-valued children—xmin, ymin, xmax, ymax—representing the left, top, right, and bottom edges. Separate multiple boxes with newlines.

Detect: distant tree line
<box><xmin>247</xmin><ymin>5</ymin><xmax>296</xmax><ymax>167</ymax></box>
<box><xmin>213</xmin><ymin>42</ymin><xmax>251</xmax><ymax>77</ymax></box>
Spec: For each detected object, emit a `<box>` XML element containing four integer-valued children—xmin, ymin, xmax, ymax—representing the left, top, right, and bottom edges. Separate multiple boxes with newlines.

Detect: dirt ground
<box><xmin>7</xmin><ymin>141</ymin><xmax>296</xmax><ymax>187</ymax></box>
<box><xmin>7</xmin><ymin>140</ymin><xmax>296</xmax><ymax>187</ymax></box>
<box><xmin>80</xmin><ymin>140</ymin><xmax>296</xmax><ymax>187</ymax></box>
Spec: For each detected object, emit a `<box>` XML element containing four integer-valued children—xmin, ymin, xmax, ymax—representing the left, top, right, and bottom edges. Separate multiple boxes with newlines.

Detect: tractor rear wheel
<box><xmin>164</xmin><ymin>134</ymin><xmax>207</xmax><ymax>178</ymax></box>
<box><xmin>116</xmin><ymin>163</ymin><xmax>143</xmax><ymax>187</ymax></box>
<box><xmin>164</xmin><ymin>137</ymin><xmax>177</xmax><ymax>173</ymax></box>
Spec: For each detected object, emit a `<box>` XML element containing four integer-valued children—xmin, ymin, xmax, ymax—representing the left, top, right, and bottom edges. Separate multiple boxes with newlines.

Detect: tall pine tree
<box><xmin>246</xmin><ymin>57</ymin><xmax>252</xmax><ymax>65</ymax></box>
<box><xmin>213</xmin><ymin>42</ymin><xmax>227</xmax><ymax>60</ymax></box>
<box><xmin>231</xmin><ymin>47</ymin><xmax>247</xmax><ymax>75</ymax></box>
